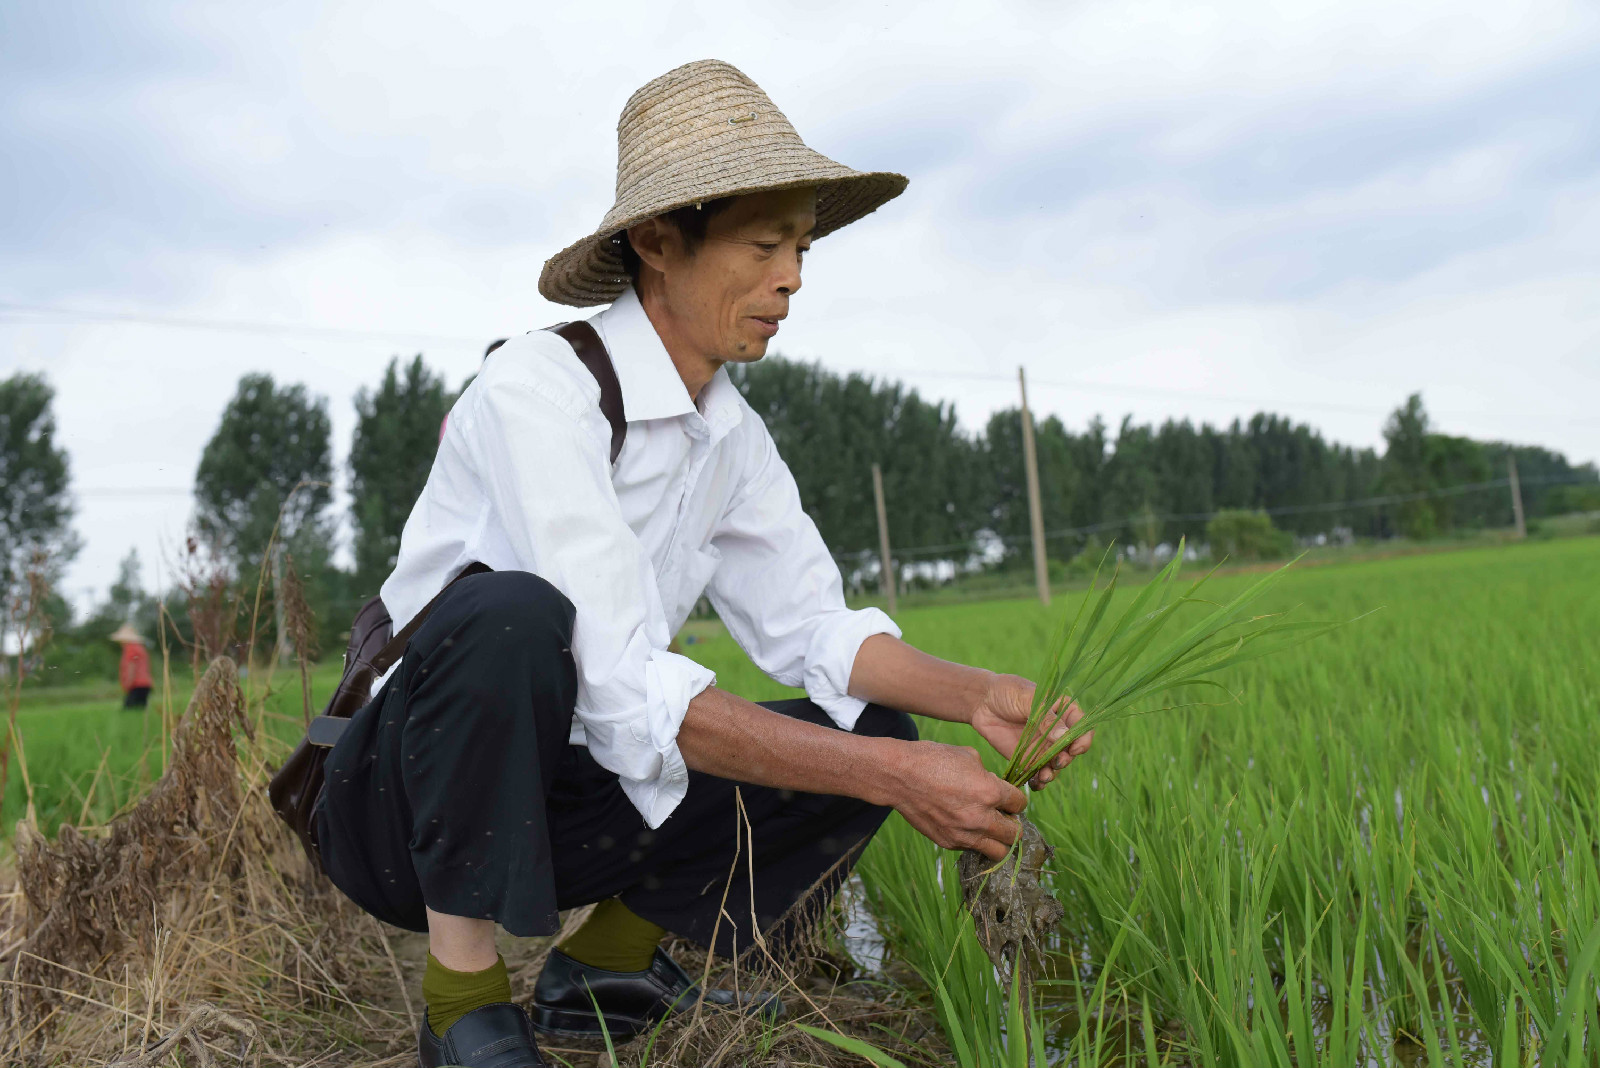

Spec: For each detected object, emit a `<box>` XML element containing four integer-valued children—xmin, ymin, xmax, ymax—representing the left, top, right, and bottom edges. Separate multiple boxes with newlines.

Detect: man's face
<box><xmin>634</xmin><ymin>187</ymin><xmax>817</xmax><ymax>364</ymax></box>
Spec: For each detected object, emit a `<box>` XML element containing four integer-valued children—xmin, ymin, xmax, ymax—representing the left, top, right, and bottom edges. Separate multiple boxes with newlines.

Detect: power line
<box><xmin>884</xmin><ymin>367</ymin><xmax>1387</xmax><ymax>417</ymax></box>
<box><xmin>74</xmin><ymin>487</ymin><xmax>192</xmax><ymax>498</ymax></box>
<box><xmin>6</xmin><ymin>300</ymin><xmax>1593</xmax><ymax>427</ymax></box>
<box><xmin>0</xmin><ymin>301</ymin><xmax>482</xmax><ymax>349</ymax></box>
<box><xmin>848</xmin><ymin>366</ymin><xmax>1595</xmax><ymax>426</ymax></box>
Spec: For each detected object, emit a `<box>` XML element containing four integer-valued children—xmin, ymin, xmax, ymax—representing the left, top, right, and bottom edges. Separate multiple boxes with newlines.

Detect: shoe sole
<box><xmin>529</xmin><ymin>1005</ymin><xmax>653</xmax><ymax>1041</ymax></box>
<box><xmin>529</xmin><ymin>998</ymin><xmax>783</xmax><ymax>1040</ymax></box>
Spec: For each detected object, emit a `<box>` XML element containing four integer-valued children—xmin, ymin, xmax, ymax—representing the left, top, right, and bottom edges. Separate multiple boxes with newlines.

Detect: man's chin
<box><xmin>727</xmin><ymin>337</ymin><xmax>771</xmax><ymax>362</ymax></box>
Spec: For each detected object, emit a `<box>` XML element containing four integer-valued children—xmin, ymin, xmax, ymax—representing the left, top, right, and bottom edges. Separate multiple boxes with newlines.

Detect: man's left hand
<box><xmin>969</xmin><ymin>673</ymin><xmax>1093</xmax><ymax>789</ymax></box>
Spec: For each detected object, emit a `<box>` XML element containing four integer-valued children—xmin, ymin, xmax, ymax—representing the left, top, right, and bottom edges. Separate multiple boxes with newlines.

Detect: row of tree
<box><xmin>3</xmin><ymin>354</ymin><xmax>1596</xmax><ymax>681</ymax></box>
<box><xmin>732</xmin><ymin>360</ymin><xmax>1597</xmax><ymax>561</ymax></box>
<box><xmin>0</xmin><ymin>359</ymin><xmax>457</xmax><ymax>677</ymax></box>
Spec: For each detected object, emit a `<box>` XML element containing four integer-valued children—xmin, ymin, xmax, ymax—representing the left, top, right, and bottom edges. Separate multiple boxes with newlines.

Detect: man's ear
<box><xmin>626</xmin><ymin>217</ymin><xmax>675</xmax><ymax>276</ymax></box>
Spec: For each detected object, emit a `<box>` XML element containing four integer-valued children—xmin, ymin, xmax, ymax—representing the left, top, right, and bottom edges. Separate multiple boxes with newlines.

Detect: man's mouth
<box><xmin>750</xmin><ymin>315</ymin><xmax>783</xmax><ymax>338</ymax></box>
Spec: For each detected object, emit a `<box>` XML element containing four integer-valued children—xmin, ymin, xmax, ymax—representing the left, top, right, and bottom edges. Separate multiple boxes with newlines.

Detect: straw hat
<box><xmin>539</xmin><ymin>59</ymin><xmax>908</xmax><ymax>307</ymax></box>
<box><xmin>109</xmin><ymin>623</ymin><xmax>145</xmax><ymax>644</ymax></box>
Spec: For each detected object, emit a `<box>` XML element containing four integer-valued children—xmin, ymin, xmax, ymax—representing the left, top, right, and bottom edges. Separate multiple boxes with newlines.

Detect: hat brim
<box><xmin>539</xmin><ymin>168</ymin><xmax>908</xmax><ymax>308</ymax></box>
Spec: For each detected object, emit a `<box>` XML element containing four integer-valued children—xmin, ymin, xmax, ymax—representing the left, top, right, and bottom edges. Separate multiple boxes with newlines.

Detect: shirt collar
<box><xmin>589</xmin><ymin>286</ymin><xmax>744</xmax><ymax>438</ymax></box>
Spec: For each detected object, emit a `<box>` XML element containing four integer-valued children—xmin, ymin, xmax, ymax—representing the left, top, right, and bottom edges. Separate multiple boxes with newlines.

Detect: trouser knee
<box><xmin>432</xmin><ymin>570</ymin><xmax>575</xmax><ymax>658</ymax></box>
<box><xmin>406</xmin><ymin>570</ymin><xmax>577</xmax><ymax>728</ymax></box>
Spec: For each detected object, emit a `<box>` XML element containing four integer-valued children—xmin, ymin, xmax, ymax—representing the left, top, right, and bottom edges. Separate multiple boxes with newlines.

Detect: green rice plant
<box><xmin>797</xmin><ymin>968</ymin><xmax>1052</xmax><ymax>1068</ymax></box>
<box><xmin>963</xmin><ymin>543</ymin><xmax>1354</xmax><ymax>991</ymax></box>
<box><xmin>868</xmin><ymin>540</ymin><xmax>1599</xmax><ymax>1064</ymax></box>
<box><xmin>794</xmin><ymin>1023</ymin><xmax>909</xmax><ymax>1067</ymax></box>
<box><xmin>857</xmin><ymin>811</ymin><xmax>1132</xmax><ymax>1067</ymax></box>
<box><xmin>1002</xmin><ymin>543</ymin><xmax>1350</xmax><ymax>787</ymax></box>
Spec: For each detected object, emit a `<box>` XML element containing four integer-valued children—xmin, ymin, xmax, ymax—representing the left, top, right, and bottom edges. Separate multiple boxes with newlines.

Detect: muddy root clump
<box><xmin>958</xmin><ymin>814</ymin><xmax>1064</xmax><ymax>987</ymax></box>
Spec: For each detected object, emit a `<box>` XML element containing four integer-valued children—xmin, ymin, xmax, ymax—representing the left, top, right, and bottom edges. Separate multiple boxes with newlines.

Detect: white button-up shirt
<box><xmin>378</xmin><ymin>286</ymin><xmax>900</xmax><ymax>828</ymax></box>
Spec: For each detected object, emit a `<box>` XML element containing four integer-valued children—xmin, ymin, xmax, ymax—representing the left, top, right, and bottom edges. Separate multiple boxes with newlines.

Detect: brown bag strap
<box><xmin>363</xmin><ymin>322</ymin><xmax>620</xmax><ymax>674</ymax></box>
<box><xmin>552</xmin><ymin>320</ymin><xmax>626</xmax><ymax>465</ymax></box>
<box><xmin>485</xmin><ymin>322</ymin><xmax>626</xmax><ymax>465</ymax></box>
<box><xmin>370</xmin><ymin>561</ymin><xmax>493</xmax><ymax>674</ymax></box>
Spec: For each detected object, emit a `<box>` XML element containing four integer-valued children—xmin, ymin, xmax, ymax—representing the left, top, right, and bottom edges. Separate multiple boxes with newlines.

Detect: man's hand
<box><xmin>884</xmin><ymin>741</ymin><xmax>1028</xmax><ymax>861</ymax></box>
<box><xmin>844</xmin><ymin>636</ymin><xmax>1094</xmax><ymax>789</ymax></box>
<box><xmin>969</xmin><ymin>673</ymin><xmax>1094</xmax><ymax>789</ymax></box>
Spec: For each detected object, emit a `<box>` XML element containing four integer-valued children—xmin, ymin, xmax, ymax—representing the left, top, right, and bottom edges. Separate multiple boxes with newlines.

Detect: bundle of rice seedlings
<box><xmin>960</xmin><ymin>543</ymin><xmax>1353</xmax><ymax>989</ymax></box>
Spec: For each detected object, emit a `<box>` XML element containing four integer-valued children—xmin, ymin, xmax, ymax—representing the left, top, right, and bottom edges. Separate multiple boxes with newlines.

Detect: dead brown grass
<box><xmin>0</xmin><ymin>657</ymin><xmax>415</xmax><ymax>1066</ymax></box>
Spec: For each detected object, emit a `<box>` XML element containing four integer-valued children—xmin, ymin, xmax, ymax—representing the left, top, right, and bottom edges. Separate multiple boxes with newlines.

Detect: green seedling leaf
<box><xmin>794</xmin><ymin>1023</ymin><xmax>910</xmax><ymax>1067</ymax></box>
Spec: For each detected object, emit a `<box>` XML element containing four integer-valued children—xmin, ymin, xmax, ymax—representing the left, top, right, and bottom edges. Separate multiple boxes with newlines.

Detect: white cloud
<box><xmin>1</xmin><ymin>0</ymin><xmax>1596</xmax><ymax>615</ymax></box>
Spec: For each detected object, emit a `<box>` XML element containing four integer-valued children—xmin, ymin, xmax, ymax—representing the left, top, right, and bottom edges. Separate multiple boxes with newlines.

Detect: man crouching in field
<box><xmin>314</xmin><ymin>59</ymin><xmax>1092</xmax><ymax>1067</ymax></box>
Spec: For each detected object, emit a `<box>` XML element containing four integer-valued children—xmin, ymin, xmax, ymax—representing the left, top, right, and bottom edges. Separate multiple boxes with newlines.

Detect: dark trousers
<box><xmin>315</xmin><ymin>570</ymin><xmax>914</xmax><ymax>958</ymax></box>
<box><xmin>123</xmin><ymin>686</ymin><xmax>151</xmax><ymax>709</ymax></box>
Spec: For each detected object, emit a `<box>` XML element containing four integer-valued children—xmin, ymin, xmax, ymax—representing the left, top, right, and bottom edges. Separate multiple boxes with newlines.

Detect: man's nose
<box><xmin>774</xmin><ymin>252</ymin><xmax>803</xmax><ymax>296</ymax></box>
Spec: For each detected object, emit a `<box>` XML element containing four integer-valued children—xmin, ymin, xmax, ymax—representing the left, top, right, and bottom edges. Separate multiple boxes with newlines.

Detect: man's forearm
<box><xmin>675</xmin><ymin>686</ymin><xmax>903</xmax><ymax>806</ymax></box>
<box><xmin>846</xmin><ymin>633</ymin><xmax>994</xmax><ymax>724</ymax></box>
<box><xmin>676</xmin><ymin>679</ymin><xmax>1031</xmax><ymax>862</ymax></box>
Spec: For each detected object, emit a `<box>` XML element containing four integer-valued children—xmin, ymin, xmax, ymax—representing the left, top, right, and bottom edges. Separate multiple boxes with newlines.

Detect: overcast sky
<box><xmin>3</xmin><ymin>0</ymin><xmax>1597</xmax><ymax>613</ymax></box>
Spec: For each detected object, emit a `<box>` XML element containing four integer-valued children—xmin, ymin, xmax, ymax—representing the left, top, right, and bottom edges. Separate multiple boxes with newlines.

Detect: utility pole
<box><xmin>871</xmin><ymin>463</ymin><xmax>897</xmax><ymax>615</ymax></box>
<box><xmin>1019</xmin><ymin>367</ymin><xmax>1051</xmax><ymax>606</ymax></box>
<box><xmin>1508</xmin><ymin>453</ymin><xmax>1527</xmax><ymax>539</ymax></box>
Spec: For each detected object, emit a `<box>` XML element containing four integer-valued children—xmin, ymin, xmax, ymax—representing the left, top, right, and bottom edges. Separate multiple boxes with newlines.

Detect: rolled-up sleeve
<box><xmin>468</xmin><ymin>354</ymin><xmax>713</xmax><ymax>827</ymax></box>
<box><xmin>705</xmin><ymin>419</ymin><xmax>900</xmax><ymax>731</ymax></box>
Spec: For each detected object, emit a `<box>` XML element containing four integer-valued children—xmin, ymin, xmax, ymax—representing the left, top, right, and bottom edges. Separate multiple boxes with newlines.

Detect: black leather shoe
<box><xmin>530</xmin><ymin>947</ymin><xmax>784</xmax><ymax>1040</ymax></box>
<box><xmin>417</xmin><ymin>1002</ymin><xmax>547</xmax><ymax>1067</ymax></box>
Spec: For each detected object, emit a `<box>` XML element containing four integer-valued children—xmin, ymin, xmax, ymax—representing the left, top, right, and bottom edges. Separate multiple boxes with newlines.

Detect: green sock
<box><xmin>423</xmin><ymin>953</ymin><xmax>511</xmax><ymax>1036</ymax></box>
<box><xmin>558</xmin><ymin>898</ymin><xmax>666</xmax><ymax>973</ymax></box>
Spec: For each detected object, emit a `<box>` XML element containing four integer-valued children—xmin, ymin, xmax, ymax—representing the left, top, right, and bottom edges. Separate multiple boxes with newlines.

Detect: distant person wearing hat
<box><xmin>313</xmin><ymin>60</ymin><xmax>1093</xmax><ymax>1067</ymax></box>
<box><xmin>110</xmin><ymin>624</ymin><xmax>152</xmax><ymax>710</ymax></box>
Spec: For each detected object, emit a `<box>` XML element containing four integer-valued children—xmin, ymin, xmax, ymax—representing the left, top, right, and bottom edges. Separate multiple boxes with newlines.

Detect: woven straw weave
<box><xmin>539</xmin><ymin>59</ymin><xmax>907</xmax><ymax>307</ymax></box>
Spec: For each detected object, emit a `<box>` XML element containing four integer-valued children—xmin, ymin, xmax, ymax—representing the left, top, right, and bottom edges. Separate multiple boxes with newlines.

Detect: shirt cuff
<box><xmin>615</xmin><ymin>649</ymin><xmax>716</xmax><ymax>829</ymax></box>
<box><xmin>801</xmin><ymin>607</ymin><xmax>902</xmax><ymax>732</ymax></box>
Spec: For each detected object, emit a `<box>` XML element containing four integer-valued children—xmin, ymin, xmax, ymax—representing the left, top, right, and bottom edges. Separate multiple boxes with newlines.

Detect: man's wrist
<box><xmin>859</xmin><ymin>735</ymin><xmax>914</xmax><ymax>809</ymax></box>
<box><xmin>961</xmin><ymin>667</ymin><xmax>1000</xmax><ymax>725</ymax></box>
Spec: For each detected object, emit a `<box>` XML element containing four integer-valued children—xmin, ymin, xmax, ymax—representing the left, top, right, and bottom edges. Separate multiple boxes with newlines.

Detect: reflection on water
<box><xmin>839</xmin><ymin>873</ymin><xmax>887</xmax><ymax>975</ymax></box>
<box><xmin>1023</xmin><ymin>941</ymin><xmax>1499</xmax><ymax>1067</ymax></box>
<box><xmin>850</xmin><ymin>879</ymin><xmax>1509</xmax><ymax>1064</ymax></box>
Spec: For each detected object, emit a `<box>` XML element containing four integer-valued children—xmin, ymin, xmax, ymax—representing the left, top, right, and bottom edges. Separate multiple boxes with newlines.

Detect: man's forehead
<box><xmin>722</xmin><ymin>188</ymin><xmax>818</xmax><ymax>234</ymax></box>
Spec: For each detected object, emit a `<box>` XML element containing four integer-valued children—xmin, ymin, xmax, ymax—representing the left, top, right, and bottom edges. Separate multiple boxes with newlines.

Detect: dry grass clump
<box><xmin>517</xmin><ymin>935</ymin><xmax>937</xmax><ymax>1068</ymax></box>
<box><xmin>580</xmin><ymin>892</ymin><xmax>940</xmax><ymax>1067</ymax></box>
<box><xmin>0</xmin><ymin>657</ymin><xmax>415</xmax><ymax>1067</ymax></box>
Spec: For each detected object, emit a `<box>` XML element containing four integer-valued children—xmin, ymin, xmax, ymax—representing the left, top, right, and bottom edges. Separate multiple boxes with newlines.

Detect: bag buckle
<box><xmin>306</xmin><ymin>715</ymin><xmax>349</xmax><ymax>748</ymax></box>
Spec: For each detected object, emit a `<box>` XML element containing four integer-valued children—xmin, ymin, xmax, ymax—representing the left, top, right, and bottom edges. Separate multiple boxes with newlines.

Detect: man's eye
<box><xmin>756</xmin><ymin>243</ymin><xmax>778</xmax><ymax>254</ymax></box>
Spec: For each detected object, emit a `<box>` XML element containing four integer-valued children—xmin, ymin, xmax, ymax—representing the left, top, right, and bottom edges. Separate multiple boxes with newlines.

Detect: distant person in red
<box><xmin>111</xmin><ymin>624</ymin><xmax>153</xmax><ymax>709</ymax></box>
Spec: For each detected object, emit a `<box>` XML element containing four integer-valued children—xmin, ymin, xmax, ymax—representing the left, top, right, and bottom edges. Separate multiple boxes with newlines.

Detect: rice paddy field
<box><xmin>1</xmin><ymin>662</ymin><xmax>325</xmax><ymax>835</ymax></box>
<box><xmin>692</xmin><ymin>537</ymin><xmax>1600</xmax><ymax>1066</ymax></box>
<box><xmin>6</xmin><ymin>536</ymin><xmax>1598</xmax><ymax>1065</ymax></box>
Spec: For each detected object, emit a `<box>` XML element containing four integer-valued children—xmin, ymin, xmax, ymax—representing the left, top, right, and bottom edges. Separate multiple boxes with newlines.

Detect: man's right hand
<box><xmin>882</xmin><ymin>740</ymin><xmax>1028</xmax><ymax>861</ymax></box>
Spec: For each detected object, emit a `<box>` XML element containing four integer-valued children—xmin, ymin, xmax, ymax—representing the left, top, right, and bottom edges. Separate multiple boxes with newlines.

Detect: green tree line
<box><xmin>5</xmin><ymin>354</ymin><xmax>1597</xmax><ymax>684</ymax></box>
<box><xmin>733</xmin><ymin>359</ymin><xmax>1597</xmax><ymax>561</ymax></box>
